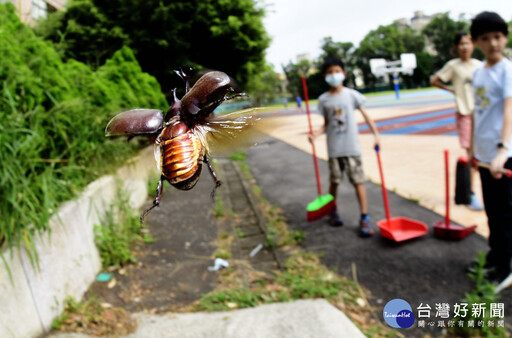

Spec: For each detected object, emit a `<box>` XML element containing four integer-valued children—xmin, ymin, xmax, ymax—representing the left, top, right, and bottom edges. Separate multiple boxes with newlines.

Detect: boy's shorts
<box><xmin>329</xmin><ymin>156</ymin><xmax>365</xmax><ymax>185</ymax></box>
<box><xmin>456</xmin><ymin>113</ymin><xmax>471</xmax><ymax>149</ymax></box>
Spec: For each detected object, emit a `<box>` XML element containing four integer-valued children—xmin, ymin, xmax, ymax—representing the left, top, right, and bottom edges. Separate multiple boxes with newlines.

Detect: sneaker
<box><xmin>359</xmin><ymin>215</ymin><xmax>374</xmax><ymax>237</ymax></box>
<box><xmin>468</xmin><ymin>194</ymin><xmax>484</xmax><ymax>211</ymax></box>
<box><xmin>328</xmin><ymin>210</ymin><xmax>343</xmax><ymax>227</ymax></box>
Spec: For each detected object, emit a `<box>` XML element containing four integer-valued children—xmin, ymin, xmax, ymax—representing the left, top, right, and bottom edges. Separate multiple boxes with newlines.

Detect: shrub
<box><xmin>0</xmin><ymin>3</ymin><xmax>167</xmax><ymax>261</ymax></box>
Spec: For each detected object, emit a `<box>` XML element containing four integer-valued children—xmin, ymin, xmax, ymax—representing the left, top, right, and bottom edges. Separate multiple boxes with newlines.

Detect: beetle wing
<box><xmin>195</xmin><ymin>108</ymin><xmax>272</xmax><ymax>156</ymax></box>
<box><xmin>105</xmin><ymin>109</ymin><xmax>164</xmax><ymax>136</ymax></box>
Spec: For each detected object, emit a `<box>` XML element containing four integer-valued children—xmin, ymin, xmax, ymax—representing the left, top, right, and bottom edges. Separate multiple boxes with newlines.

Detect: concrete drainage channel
<box><xmin>217</xmin><ymin>159</ymin><xmax>282</xmax><ymax>275</ymax></box>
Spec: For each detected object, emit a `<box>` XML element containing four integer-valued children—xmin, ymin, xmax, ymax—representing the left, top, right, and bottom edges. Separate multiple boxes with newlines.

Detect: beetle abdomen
<box><xmin>161</xmin><ymin>131</ymin><xmax>203</xmax><ymax>189</ymax></box>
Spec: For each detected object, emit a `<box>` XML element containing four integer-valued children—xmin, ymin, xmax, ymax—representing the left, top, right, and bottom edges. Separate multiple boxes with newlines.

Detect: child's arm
<box><xmin>490</xmin><ymin>97</ymin><xmax>512</xmax><ymax>179</ymax></box>
<box><xmin>359</xmin><ymin>106</ymin><xmax>380</xmax><ymax>147</ymax></box>
<box><xmin>430</xmin><ymin>75</ymin><xmax>455</xmax><ymax>94</ymax></box>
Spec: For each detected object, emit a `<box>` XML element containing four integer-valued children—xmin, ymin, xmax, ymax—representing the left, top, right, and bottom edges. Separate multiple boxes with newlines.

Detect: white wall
<box><xmin>0</xmin><ymin>147</ymin><xmax>158</xmax><ymax>338</ymax></box>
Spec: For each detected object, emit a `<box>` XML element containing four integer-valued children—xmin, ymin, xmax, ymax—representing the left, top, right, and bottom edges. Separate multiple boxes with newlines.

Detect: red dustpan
<box><xmin>374</xmin><ymin>145</ymin><xmax>428</xmax><ymax>242</ymax></box>
<box><xmin>433</xmin><ymin>150</ymin><xmax>476</xmax><ymax>239</ymax></box>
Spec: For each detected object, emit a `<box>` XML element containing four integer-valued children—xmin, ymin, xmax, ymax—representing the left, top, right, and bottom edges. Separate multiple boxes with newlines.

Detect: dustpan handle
<box><xmin>444</xmin><ymin>150</ymin><xmax>450</xmax><ymax>227</ymax></box>
<box><xmin>375</xmin><ymin>145</ymin><xmax>391</xmax><ymax>221</ymax></box>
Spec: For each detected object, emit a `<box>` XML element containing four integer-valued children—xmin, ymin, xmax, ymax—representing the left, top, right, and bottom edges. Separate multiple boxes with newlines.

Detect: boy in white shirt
<box><xmin>469</xmin><ymin>11</ymin><xmax>512</xmax><ymax>293</ymax></box>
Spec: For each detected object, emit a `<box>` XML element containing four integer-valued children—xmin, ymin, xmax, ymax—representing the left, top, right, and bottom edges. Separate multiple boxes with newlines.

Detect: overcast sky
<box><xmin>262</xmin><ymin>0</ymin><xmax>512</xmax><ymax>73</ymax></box>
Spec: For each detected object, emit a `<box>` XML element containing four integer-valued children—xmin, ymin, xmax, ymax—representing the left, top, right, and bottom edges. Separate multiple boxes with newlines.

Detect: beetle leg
<box><xmin>140</xmin><ymin>175</ymin><xmax>164</xmax><ymax>224</ymax></box>
<box><xmin>204</xmin><ymin>155</ymin><xmax>222</xmax><ymax>200</ymax></box>
<box><xmin>225</xmin><ymin>92</ymin><xmax>248</xmax><ymax>101</ymax></box>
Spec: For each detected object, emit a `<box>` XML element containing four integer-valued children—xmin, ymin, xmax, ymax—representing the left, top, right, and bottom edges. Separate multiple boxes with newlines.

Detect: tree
<box><xmin>282</xmin><ymin>59</ymin><xmax>311</xmax><ymax>97</ymax></box>
<box><xmin>317</xmin><ymin>37</ymin><xmax>358</xmax><ymax>88</ymax></box>
<box><xmin>355</xmin><ymin>23</ymin><xmax>425</xmax><ymax>88</ymax></box>
<box><xmin>37</xmin><ymin>0</ymin><xmax>270</xmax><ymax>97</ymax></box>
<box><xmin>422</xmin><ymin>13</ymin><xmax>468</xmax><ymax>70</ymax></box>
<box><xmin>244</xmin><ymin>63</ymin><xmax>282</xmax><ymax>105</ymax></box>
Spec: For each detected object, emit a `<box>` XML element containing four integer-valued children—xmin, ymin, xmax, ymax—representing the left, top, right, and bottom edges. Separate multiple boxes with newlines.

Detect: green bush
<box><xmin>0</xmin><ymin>3</ymin><xmax>167</xmax><ymax>261</ymax></box>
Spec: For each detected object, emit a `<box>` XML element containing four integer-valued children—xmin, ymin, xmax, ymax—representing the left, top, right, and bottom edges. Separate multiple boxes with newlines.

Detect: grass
<box><xmin>94</xmin><ymin>188</ymin><xmax>152</xmax><ymax>267</ymax></box>
<box><xmin>51</xmin><ymin>295</ymin><xmax>136</xmax><ymax>336</ymax></box>
<box><xmin>196</xmin><ymin>252</ymin><xmax>351</xmax><ymax>311</ymax></box>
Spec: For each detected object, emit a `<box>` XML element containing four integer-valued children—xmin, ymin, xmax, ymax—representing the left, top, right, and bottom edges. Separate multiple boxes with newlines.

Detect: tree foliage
<box><xmin>422</xmin><ymin>13</ymin><xmax>468</xmax><ymax>70</ymax></box>
<box><xmin>245</xmin><ymin>64</ymin><xmax>283</xmax><ymax>105</ymax></box>
<box><xmin>0</xmin><ymin>3</ymin><xmax>167</xmax><ymax>257</ymax></box>
<box><xmin>355</xmin><ymin>22</ymin><xmax>426</xmax><ymax>88</ymax></box>
<box><xmin>36</xmin><ymin>0</ymin><xmax>270</xmax><ymax>96</ymax></box>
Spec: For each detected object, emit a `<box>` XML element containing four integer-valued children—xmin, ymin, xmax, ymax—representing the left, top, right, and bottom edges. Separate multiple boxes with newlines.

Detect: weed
<box><xmin>408</xmin><ymin>197</ymin><xmax>420</xmax><ymax>204</ymax></box>
<box><xmin>214</xmin><ymin>193</ymin><xmax>226</xmax><ymax>218</ymax></box>
<box><xmin>449</xmin><ymin>252</ymin><xmax>508</xmax><ymax>337</ymax></box>
<box><xmin>235</xmin><ymin>227</ymin><xmax>245</xmax><ymax>238</ymax></box>
<box><xmin>229</xmin><ymin>151</ymin><xmax>247</xmax><ymax>162</ymax></box>
<box><xmin>94</xmin><ymin>189</ymin><xmax>146</xmax><ymax>267</ymax></box>
<box><xmin>214</xmin><ymin>249</ymin><xmax>232</xmax><ymax>260</ymax></box>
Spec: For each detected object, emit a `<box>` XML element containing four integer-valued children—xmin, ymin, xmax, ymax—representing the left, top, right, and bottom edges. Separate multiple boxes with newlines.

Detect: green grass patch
<box><xmin>94</xmin><ymin>189</ymin><xmax>148</xmax><ymax>267</ymax></box>
<box><xmin>196</xmin><ymin>252</ymin><xmax>355</xmax><ymax>311</ymax></box>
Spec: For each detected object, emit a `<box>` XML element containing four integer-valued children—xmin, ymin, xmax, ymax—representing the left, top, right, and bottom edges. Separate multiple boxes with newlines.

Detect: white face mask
<box><xmin>325</xmin><ymin>72</ymin><xmax>345</xmax><ymax>87</ymax></box>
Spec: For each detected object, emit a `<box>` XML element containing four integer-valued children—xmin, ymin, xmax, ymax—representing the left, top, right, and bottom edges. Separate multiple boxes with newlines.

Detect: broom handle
<box><xmin>302</xmin><ymin>76</ymin><xmax>323</xmax><ymax>196</ymax></box>
<box><xmin>478</xmin><ymin>162</ymin><xmax>512</xmax><ymax>178</ymax></box>
<box><xmin>444</xmin><ymin>150</ymin><xmax>450</xmax><ymax>227</ymax></box>
<box><xmin>375</xmin><ymin>145</ymin><xmax>391</xmax><ymax>222</ymax></box>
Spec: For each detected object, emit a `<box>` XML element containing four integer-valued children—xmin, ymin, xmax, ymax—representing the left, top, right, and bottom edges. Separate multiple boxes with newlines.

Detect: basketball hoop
<box><xmin>369</xmin><ymin>53</ymin><xmax>417</xmax><ymax>99</ymax></box>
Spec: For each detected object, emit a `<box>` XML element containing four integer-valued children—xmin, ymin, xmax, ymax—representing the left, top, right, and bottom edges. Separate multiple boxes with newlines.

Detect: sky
<box><xmin>262</xmin><ymin>0</ymin><xmax>512</xmax><ymax>73</ymax></box>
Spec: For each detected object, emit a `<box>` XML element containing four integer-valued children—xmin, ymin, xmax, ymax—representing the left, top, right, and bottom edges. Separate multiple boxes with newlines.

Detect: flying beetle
<box><xmin>105</xmin><ymin>70</ymin><xmax>258</xmax><ymax>223</ymax></box>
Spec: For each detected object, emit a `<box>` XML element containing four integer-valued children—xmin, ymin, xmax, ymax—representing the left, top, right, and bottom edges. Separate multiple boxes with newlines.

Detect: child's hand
<box><xmin>373</xmin><ymin>135</ymin><xmax>380</xmax><ymax>149</ymax></box>
<box><xmin>308</xmin><ymin>132</ymin><xmax>316</xmax><ymax>143</ymax></box>
<box><xmin>490</xmin><ymin>149</ymin><xmax>508</xmax><ymax>179</ymax></box>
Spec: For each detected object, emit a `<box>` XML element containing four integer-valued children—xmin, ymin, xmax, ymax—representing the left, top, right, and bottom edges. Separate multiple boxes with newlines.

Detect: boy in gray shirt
<box><xmin>309</xmin><ymin>57</ymin><xmax>380</xmax><ymax>237</ymax></box>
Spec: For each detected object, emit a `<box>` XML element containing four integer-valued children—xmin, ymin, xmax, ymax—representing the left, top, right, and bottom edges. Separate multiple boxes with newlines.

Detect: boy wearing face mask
<box><xmin>309</xmin><ymin>57</ymin><xmax>380</xmax><ymax>237</ymax></box>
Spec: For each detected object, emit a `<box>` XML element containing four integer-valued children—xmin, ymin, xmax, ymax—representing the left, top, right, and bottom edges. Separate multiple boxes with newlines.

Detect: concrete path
<box><xmin>50</xmin><ymin>299</ymin><xmax>364</xmax><ymax>338</ymax></box>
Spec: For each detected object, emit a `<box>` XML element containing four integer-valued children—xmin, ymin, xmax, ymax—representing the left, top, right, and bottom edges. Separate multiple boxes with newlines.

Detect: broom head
<box><xmin>455</xmin><ymin>156</ymin><xmax>471</xmax><ymax>205</ymax></box>
<box><xmin>307</xmin><ymin>194</ymin><xmax>336</xmax><ymax>221</ymax></box>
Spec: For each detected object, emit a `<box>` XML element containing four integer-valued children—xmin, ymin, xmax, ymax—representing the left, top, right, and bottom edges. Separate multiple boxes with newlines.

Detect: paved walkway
<box><xmin>246</xmin><ymin>136</ymin><xmax>510</xmax><ymax>337</ymax></box>
<box><xmin>51</xmin><ymin>299</ymin><xmax>364</xmax><ymax>338</ymax></box>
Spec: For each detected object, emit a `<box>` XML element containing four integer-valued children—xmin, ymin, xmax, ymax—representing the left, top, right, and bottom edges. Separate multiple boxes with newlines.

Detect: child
<box><xmin>469</xmin><ymin>11</ymin><xmax>512</xmax><ymax>293</ymax></box>
<box><xmin>430</xmin><ymin>32</ymin><xmax>483</xmax><ymax>210</ymax></box>
<box><xmin>309</xmin><ymin>57</ymin><xmax>380</xmax><ymax>237</ymax></box>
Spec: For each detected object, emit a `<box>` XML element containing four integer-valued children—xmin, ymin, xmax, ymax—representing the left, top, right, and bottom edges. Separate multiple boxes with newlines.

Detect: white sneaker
<box><xmin>468</xmin><ymin>194</ymin><xmax>484</xmax><ymax>211</ymax></box>
<box><xmin>495</xmin><ymin>273</ymin><xmax>512</xmax><ymax>293</ymax></box>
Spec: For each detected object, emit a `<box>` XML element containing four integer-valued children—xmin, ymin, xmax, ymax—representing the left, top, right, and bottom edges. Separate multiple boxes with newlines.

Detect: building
<box><xmin>1</xmin><ymin>0</ymin><xmax>66</xmax><ymax>25</ymax></box>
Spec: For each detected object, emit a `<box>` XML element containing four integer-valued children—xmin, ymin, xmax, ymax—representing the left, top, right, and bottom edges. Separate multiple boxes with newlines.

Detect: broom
<box><xmin>455</xmin><ymin>156</ymin><xmax>471</xmax><ymax>205</ymax></box>
<box><xmin>302</xmin><ymin>76</ymin><xmax>337</xmax><ymax>221</ymax></box>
